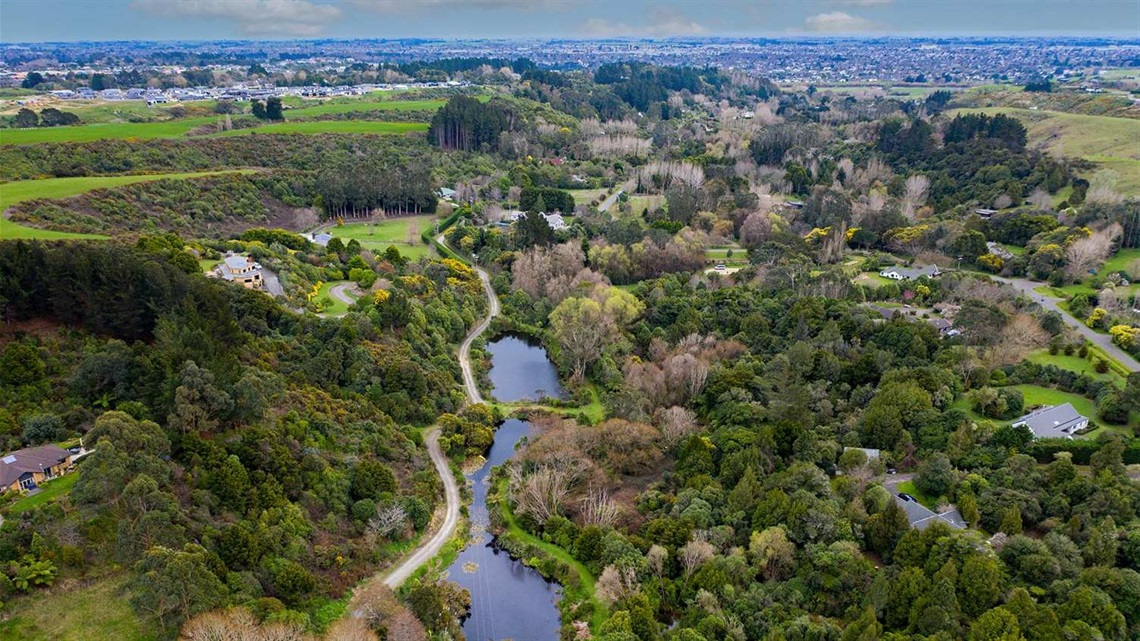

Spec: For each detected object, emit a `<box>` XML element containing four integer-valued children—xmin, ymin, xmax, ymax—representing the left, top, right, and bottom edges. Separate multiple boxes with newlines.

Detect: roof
<box><xmin>868</xmin><ymin>305</ymin><xmax>900</xmax><ymax>320</ymax></box>
<box><xmin>927</xmin><ymin>318</ymin><xmax>953</xmax><ymax>330</ymax></box>
<box><xmin>881</xmin><ymin>265</ymin><xmax>941</xmax><ymax>279</ymax></box>
<box><xmin>0</xmin><ymin>445</ymin><xmax>70</xmax><ymax>488</ymax></box>
<box><xmin>312</xmin><ymin>233</ymin><xmax>332</xmax><ymax>247</ymax></box>
<box><xmin>894</xmin><ymin>495</ymin><xmax>967</xmax><ymax>530</ymax></box>
<box><xmin>1012</xmin><ymin>403</ymin><xmax>1087</xmax><ymax>439</ymax></box>
<box><xmin>224</xmin><ymin>255</ymin><xmax>251</xmax><ymax>270</ymax></box>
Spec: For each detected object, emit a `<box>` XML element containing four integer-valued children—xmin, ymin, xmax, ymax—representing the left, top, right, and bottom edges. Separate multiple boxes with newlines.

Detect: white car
<box><xmin>715</xmin><ymin>264</ymin><xmax>727</xmax><ymax>271</ymax></box>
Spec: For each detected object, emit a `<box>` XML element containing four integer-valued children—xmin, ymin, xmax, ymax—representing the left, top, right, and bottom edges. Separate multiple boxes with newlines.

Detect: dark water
<box><xmin>485</xmin><ymin>334</ymin><xmax>565</xmax><ymax>402</ymax></box>
<box><xmin>444</xmin><ymin>418</ymin><xmax>562</xmax><ymax>641</ymax></box>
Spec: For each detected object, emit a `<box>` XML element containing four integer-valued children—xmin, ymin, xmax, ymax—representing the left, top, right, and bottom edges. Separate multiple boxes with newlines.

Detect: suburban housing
<box><xmin>879</xmin><ymin>265</ymin><xmax>942</xmax><ymax>280</ymax></box>
<box><xmin>0</xmin><ymin>445</ymin><xmax>73</xmax><ymax>493</ymax></box>
<box><xmin>211</xmin><ymin>253</ymin><xmax>264</xmax><ymax>289</ymax></box>
<box><xmin>895</xmin><ymin>494</ymin><xmax>968</xmax><ymax>530</ymax></box>
<box><xmin>1012</xmin><ymin>403</ymin><xmax>1089</xmax><ymax>439</ymax></box>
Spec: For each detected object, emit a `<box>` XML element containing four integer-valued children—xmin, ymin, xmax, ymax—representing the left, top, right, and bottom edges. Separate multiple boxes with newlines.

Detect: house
<box><xmin>975</xmin><ymin>208</ymin><xmax>997</xmax><ymax>219</ymax></box>
<box><xmin>0</xmin><ymin>445</ymin><xmax>72</xmax><ymax>493</ymax></box>
<box><xmin>211</xmin><ymin>253</ymin><xmax>264</xmax><ymax>289</ymax></box>
<box><xmin>1012</xmin><ymin>403</ymin><xmax>1088</xmax><ymax>439</ymax></box>
<box><xmin>927</xmin><ymin>317</ymin><xmax>956</xmax><ymax>336</ymax></box>
<box><xmin>311</xmin><ymin>232</ymin><xmax>333</xmax><ymax>247</ymax></box>
<box><xmin>437</xmin><ymin>187</ymin><xmax>457</xmax><ymax>201</ymax></box>
<box><xmin>869</xmin><ymin>305</ymin><xmax>902</xmax><ymax>320</ymax></box>
<box><xmin>505</xmin><ymin>211</ymin><xmax>569</xmax><ymax>231</ymax></box>
<box><xmin>895</xmin><ymin>495</ymin><xmax>968</xmax><ymax>530</ymax></box>
<box><xmin>784</xmin><ymin>200</ymin><xmax>805</xmax><ymax>210</ymax></box>
<box><xmin>879</xmin><ymin>265</ymin><xmax>942</xmax><ymax>281</ymax></box>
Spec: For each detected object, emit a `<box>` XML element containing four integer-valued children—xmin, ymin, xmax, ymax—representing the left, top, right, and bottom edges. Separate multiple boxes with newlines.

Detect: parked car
<box><xmin>898</xmin><ymin>493</ymin><xmax>917</xmax><ymax>502</ymax></box>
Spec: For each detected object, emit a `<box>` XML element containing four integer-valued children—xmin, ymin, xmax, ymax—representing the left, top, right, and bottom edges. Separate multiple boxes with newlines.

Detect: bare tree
<box><xmin>679</xmin><ymin>538</ymin><xmax>716</xmax><ymax>578</ymax></box>
<box><xmin>646</xmin><ymin>544</ymin><xmax>668</xmax><ymax>579</ymax></box>
<box><xmin>902</xmin><ymin>174</ymin><xmax>930</xmax><ymax>221</ymax></box>
<box><xmin>384</xmin><ymin>611</ymin><xmax>426</xmax><ymax>641</ymax></box>
<box><xmin>655</xmin><ymin>406</ymin><xmax>699</xmax><ymax>448</ymax></box>
<box><xmin>739</xmin><ymin>211</ymin><xmax>772</xmax><ymax>247</ymax></box>
<box><xmin>1065</xmin><ymin>224</ymin><xmax>1120</xmax><ymax>280</ymax></box>
<box><xmin>368</xmin><ymin>503</ymin><xmax>408</xmax><ymax>539</ymax></box>
<box><xmin>510</xmin><ymin>465</ymin><xmax>576</xmax><ymax>524</ymax></box>
<box><xmin>1027</xmin><ymin>187</ymin><xmax>1054</xmax><ymax>211</ymax></box>
<box><xmin>580</xmin><ymin>488</ymin><xmax>621</xmax><ymax>527</ymax></box>
<box><xmin>596</xmin><ymin>564</ymin><xmax>640</xmax><ymax>606</ymax></box>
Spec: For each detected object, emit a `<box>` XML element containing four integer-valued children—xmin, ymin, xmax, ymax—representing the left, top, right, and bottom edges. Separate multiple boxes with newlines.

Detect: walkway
<box><xmin>366</xmin><ymin>241</ymin><xmax>499</xmax><ymax>593</ymax></box>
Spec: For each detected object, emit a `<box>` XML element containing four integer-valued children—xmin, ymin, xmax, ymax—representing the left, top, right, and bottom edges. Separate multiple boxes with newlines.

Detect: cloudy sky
<box><xmin>2</xmin><ymin>0</ymin><xmax>1137</xmax><ymax>42</ymax></box>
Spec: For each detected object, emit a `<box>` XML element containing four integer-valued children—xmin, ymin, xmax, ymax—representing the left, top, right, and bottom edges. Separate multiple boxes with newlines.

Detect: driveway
<box><xmin>260</xmin><ymin>267</ymin><xmax>285</xmax><ymax>298</ymax></box>
<box><xmin>597</xmin><ymin>180</ymin><xmax>635</xmax><ymax>214</ymax></box>
<box><xmin>991</xmin><ymin>276</ymin><xmax>1139</xmax><ymax>372</ymax></box>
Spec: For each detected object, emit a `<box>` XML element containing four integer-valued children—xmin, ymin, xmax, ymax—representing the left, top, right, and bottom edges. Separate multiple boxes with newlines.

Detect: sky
<box><xmin>1</xmin><ymin>0</ymin><xmax>1138</xmax><ymax>42</ymax></box>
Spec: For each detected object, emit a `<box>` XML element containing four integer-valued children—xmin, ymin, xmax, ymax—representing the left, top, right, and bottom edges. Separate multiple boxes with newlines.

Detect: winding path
<box><xmin>991</xmin><ymin>275</ymin><xmax>1139</xmax><ymax>372</ymax></box>
<box><xmin>372</xmin><ymin>242</ymin><xmax>498</xmax><ymax>592</ymax></box>
<box><xmin>328</xmin><ymin>283</ymin><xmax>358</xmax><ymax>307</ymax></box>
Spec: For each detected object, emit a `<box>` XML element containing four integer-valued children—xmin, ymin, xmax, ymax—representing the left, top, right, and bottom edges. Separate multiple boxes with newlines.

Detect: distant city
<box><xmin>2</xmin><ymin>37</ymin><xmax>1138</xmax><ymax>87</ymax></box>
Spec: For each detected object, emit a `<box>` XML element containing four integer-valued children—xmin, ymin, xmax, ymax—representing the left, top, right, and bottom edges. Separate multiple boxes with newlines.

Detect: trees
<box><xmin>550</xmin><ymin>296</ymin><xmax>610</xmax><ymax>381</ymax></box>
<box><xmin>265</xmin><ymin>96</ymin><xmax>284</xmax><ymax>121</ymax></box>
<box><xmin>251</xmin><ymin>99</ymin><xmax>268</xmax><ymax>120</ymax></box>
<box><xmin>132</xmin><ymin>543</ymin><xmax>228</xmax><ymax>632</ymax></box>
<box><xmin>13</xmin><ymin>108</ymin><xmax>38</xmax><ymax>128</ymax></box>
<box><xmin>21</xmin><ymin>72</ymin><xmax>44</xmax><ymax>89</ymax></box>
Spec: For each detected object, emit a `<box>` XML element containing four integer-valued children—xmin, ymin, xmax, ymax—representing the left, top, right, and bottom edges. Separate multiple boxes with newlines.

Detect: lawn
<box><xmin>1026</xmin><ymin>349</ymin><xmax>1124</xmax><ymax>385</ymax></box>
<box><xmin>4</xmin><ymin>473</ymin><xmax>78</xmax><ymax>515</ymax></box>
<box><xmin>211</xmin><ymin>120</ymin><xmax>428</xmax><ymax>138</ymax></box>
<box><xmin>315</xmin><ymin>281</ymin><xmax>353</xmax><ymax>316</ymax></box>
<box><xmin>570</xmin><ymin>188</ymin><xmax>609</xmax><ymax>205</ymax></box>
<box><xmin>1012</xmin><ymin>384</ymin><xmax>1137</xmax><ymax>436</ymax></box>
<box><xmin>896</xmin><ymin>480</ymin><xmax>938</xmax><ymax>510</ymax></box>
<box><xmin>626</xmin><ymin>194</ymin><xmax>664</xmax><ymax>214</ymax></box>
<box><xmin>0</xmin><ymin>573</ymin><xmax>155</xmax><ymax>641</ymax></box>
<box><xmin>1</xmin><ymin>170</ymin><xmax>253</xmax><ymax>241</ymax></box>
<box><xmin>853</xmin><ymin>272</ymin><xmax>894</xmax><ymax>288</ymax></box>
<box><xmin>330</xmin><ymin>216</ymin><xmax>437</xmax><ymax>259</ymax></box>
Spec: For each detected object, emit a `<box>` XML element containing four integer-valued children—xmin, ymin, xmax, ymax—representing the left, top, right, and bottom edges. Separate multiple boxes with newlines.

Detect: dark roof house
<box><xmin>1012</xmin><ymin>403</ymin><xmax>1088</xmax><ymax>439</ymax></box>
<box><xmin>895</xmin><ymin>495</ymin><xmax>967</xmax><ymax>530</ymax></box>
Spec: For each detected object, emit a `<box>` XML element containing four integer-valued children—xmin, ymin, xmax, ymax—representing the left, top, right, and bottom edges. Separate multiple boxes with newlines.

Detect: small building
<box><xmin>895</xmin><ymin>495</ymin><xmax>967</xmax><ymax>530</ymax></box>
<box><xmin>437</xmin><ymin>187</ymin><xmax>457</xmax><ymax>201</ymax></box>
<box><xmin>211</xmin><ymin>253</ymin><xmax>264</xmax><ymax>289</ymax></box>
<box><xmin>0</xmin><ymin>445</ymin><xmax>73</xmax><ymax>493</ymax></box>
<box><xmin>927</xmin><ymin>317</ymin><xmax>956</xmax><ymax>336</ymax></box>
<box><xmin>975</xmin><ymin>208</ymin><xmax>997</xmax><ymax>219</ymax></box>
<box><xmin>879</xmin><ymin>265</ymin><xmax>942</xmax><ymax>281</ymax></box>
<box><xmin>311</xmin><ymin>232</ymin><xmax>333</xmax><ymax>247</ymax></box>
<box><xmin>1012</xmin><ymin>403</ymin><xmax>1088</xmax><ymax>439</ymax></box>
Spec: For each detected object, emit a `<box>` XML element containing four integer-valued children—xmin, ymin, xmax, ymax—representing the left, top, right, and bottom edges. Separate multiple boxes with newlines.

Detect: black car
<box><xmin>898</xmin><ymin>493</ymin><xmax>917</xmax><ymax>502</ymax></box>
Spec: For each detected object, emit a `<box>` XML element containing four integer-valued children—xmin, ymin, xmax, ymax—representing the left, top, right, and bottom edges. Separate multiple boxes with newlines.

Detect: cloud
<box><xmin>131</xmin><ymin>0</ymin><xmax>341</xmax><ymax>36</ymax></box>
<box><xmin>350</xmin><ymin>0</ymin><xmax>565</xmax><ymax>12</ymax></box>
<box><xmin>831</xmin><ymin>0</ymin><xmax>893</xmax><ymax>6</ymax></box>
<box><xmin>582</xmin><ymin>8</ymin><xmax>708</xmax><ymax>37</ymax></box>
<box><xmin>804</xmin><ymin>11</ymin><xmax>880</xmax><ymax>33</ymax></box>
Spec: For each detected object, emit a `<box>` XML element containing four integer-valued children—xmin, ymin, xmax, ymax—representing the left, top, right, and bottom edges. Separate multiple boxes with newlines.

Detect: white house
<box><xmin>879</xmin><ymin>265</ymin><xmax>942</xmax><ymax>281</ymax></box>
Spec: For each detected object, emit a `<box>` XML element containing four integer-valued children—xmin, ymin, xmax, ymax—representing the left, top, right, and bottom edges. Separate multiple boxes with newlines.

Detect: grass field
<box><xmin>1</xmin><ymin>170</ymin><xmax>252</xmax><ymax>240</ymax></box>
<box><xmin>1</xmin><ymin>116</ymin><xmax>428</xmax><ymax>145</ymax></box>
<box><xmin>705</xmin><ymin>245</ymin><xmax>748</xmax><ymax>266</ymax></box>
<box><xmin>0</xmin><ymin>116</ymin><xmax>221</xmax><ymax>145</ymax></box>
<box><xmin>570</xmin><ymin>188</ymin><xmax>609</xmax><ymax>205</ymax></box>
<box><xmin>329</xmin><ymin>216</ymin><xmax>437</xmax><ymax>259</ymax></box>
<box><xmin>285</xmin><ymin>98</ymin><xmax>446</xmax><ymax>117</ymax></box>
<box><xmin>626</xmin><ymin>194</ymin><xmax>664</xmax><ymax>214</ymax></box>
<box><xmin>0</xmin><ymin>574</ymin><xmax>154</xmax><ymax>641</ymax></box>
<box><xmin>211</xmin><ymin>120</ymin><xmax>428</xmax><ymax>138</ymax></box>
<box><xmin>4</xmin><ymin>473</ymin><xmax>78</xmax><ymax>515</ymax></box>
<box><xmin>948</xmin><ymin>107</ymin><xmax>1140</xmax><ymax>195</ymax></box>
<box><xmin>1026</xmin><ymin>348</ymin><xmax>1124</xmax><ymax>385</ymax></box>
<box><xmin>853</xmin><ymin>272</ymin><xmax>895</xmax><ymax>288</ymax></box>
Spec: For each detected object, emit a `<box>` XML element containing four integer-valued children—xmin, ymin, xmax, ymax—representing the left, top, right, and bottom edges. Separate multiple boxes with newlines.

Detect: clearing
<box><xmin>0</xmin><ymin>573</ymin><xmax>155</xmax><ymax>641</ymax></box>
<box><xmin>328</xmin><ymin>215</ymin><xmax>438</xmax><ymax>259</ymax></box>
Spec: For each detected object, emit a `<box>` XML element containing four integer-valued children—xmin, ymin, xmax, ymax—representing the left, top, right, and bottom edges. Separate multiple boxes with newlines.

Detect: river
<box><xmin>445</xmin><ymin>335</ymin><xmax>565</xmax><ymax>640</ymax></box>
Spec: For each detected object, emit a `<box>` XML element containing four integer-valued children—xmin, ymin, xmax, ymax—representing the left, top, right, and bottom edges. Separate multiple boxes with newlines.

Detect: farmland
<box><xmin>327</xmin><ymin>215</ymin><xmax>438</xmax><ymax>259</ymax></box>
<box><xmin>1</xmin><ymin>170</ymin><xmax>253</xmax><ymax>240</ymax></box>
<box><xmin>210</xmin><ymin>120</ymin><xmax>427</xmax><ymax>137</ymax></box>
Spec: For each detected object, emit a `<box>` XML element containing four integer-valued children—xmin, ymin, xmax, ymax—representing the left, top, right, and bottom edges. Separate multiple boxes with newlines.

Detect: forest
<box><xmin>1</xmin><ymin>55</ymin><xmax>1139</xmax><ymax>641</ymax></box>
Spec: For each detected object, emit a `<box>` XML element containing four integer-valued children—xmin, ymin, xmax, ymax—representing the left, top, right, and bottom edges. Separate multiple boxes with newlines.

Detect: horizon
<box><xmin>2</xmin><ymin>0</ymin><xmax>1138</xmax><ymax>44</ymax></box>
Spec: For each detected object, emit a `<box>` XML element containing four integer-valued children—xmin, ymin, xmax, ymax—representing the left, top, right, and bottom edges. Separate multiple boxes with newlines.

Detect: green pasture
<box><xmin>329</xmin><ymin>215</ymin><xmax>438</xmax><ymax>259</ymax></box>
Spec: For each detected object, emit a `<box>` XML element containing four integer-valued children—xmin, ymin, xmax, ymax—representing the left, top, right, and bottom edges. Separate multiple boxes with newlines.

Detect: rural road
<box><xmin>597</xmin><ymin>180</ymin><xmax>634</xmax><ymax>214</ymax></box>
<box><xmin>372</xmin><ymin>238</ymin><xmax>499</xmax><ymax>592</ymax></box>
<box><xmin>992</xmin><ymin>275</ymin><xmax>1140</xmax><ymax>372</ymax></box>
